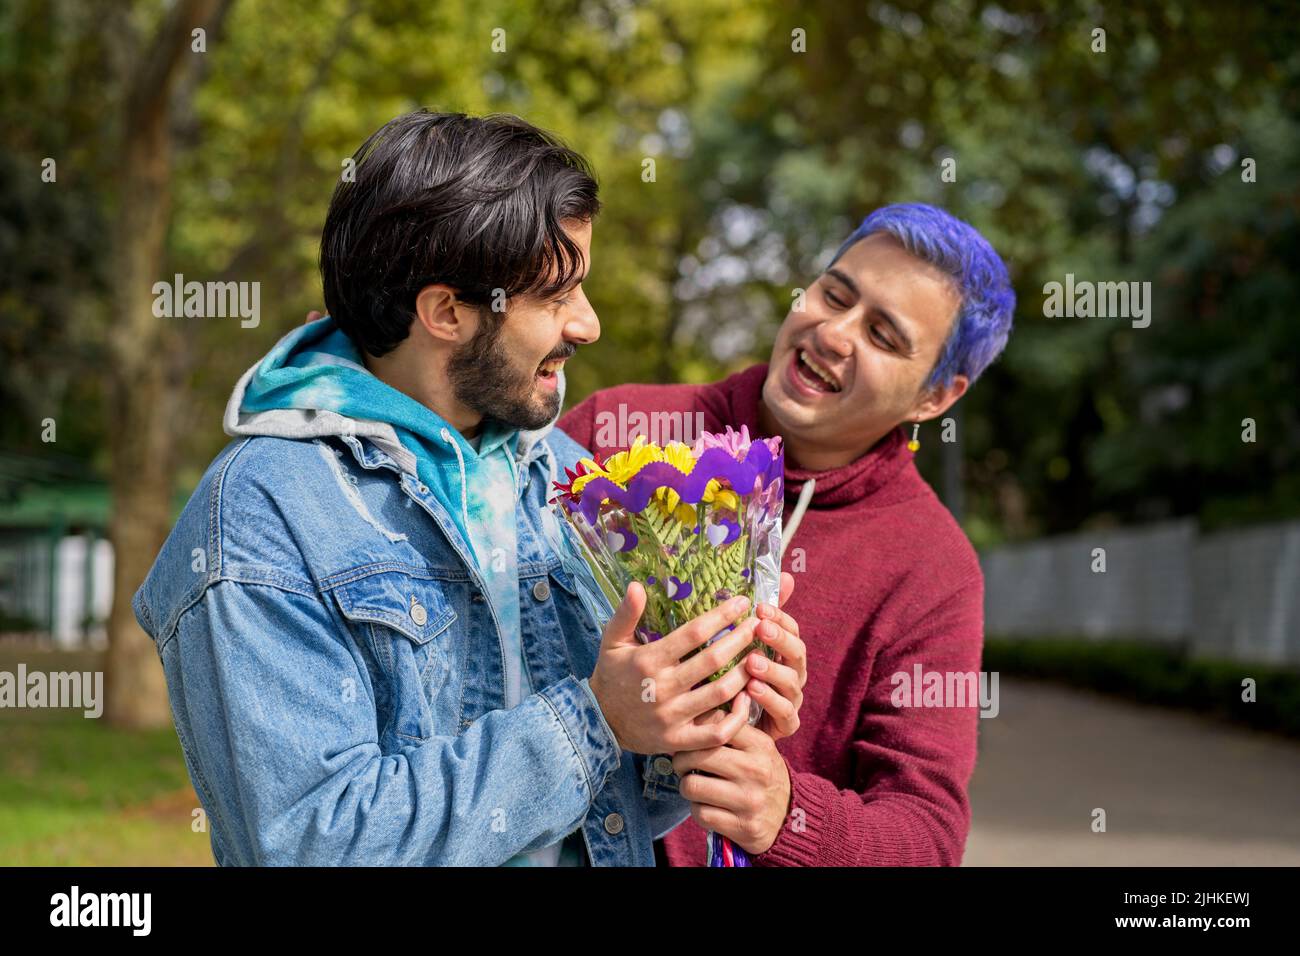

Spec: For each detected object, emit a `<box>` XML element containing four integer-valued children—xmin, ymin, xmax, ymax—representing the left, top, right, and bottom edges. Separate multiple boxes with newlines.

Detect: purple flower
<box><xmin>704</xmin><ymin>517</ymin><xmax>741</xmax><ymax>548</ymax></box>
<box><xmin>666</xmin><ymin>576</ymin><xmax>693</xmax><ymax>600</ymax></box>
<box><xmin>605</xmin><ymin>528</ymin><xmax>638</xmax><ymax>553</ymax></box>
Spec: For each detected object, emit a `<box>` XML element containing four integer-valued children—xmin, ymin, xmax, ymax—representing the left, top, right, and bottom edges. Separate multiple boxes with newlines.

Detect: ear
<box><xmin>908</xmin><ymin>373</ymin><xmax>969</xmax><ymax>423</ymax></box>
<box><xmin>413</xmin><ymin>284</ymin><xmax>477</xmax><ymax>345</ymax></box>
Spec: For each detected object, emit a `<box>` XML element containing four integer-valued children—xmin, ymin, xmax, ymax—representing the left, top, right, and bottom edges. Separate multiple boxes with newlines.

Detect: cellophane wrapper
<box><xmin>548</xmin><ymin>430</ymin><xmax>784</xmax><ymax>867</ymax></box>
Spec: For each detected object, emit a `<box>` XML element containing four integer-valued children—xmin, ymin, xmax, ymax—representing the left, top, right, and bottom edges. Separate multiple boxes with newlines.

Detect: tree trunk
<box><xmin>103</xmin><ymin>0</ymin><xmax>227</xmax><ymax>729</ymax></box>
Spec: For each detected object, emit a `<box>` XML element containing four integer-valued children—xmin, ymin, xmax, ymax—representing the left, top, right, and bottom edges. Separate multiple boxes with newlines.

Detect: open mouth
<box><xmin>792</xmin><ymin>349</ymin><xmax>841</xmax><ymax>394</ymax></box>
<box><xmin>536</xmin><ymin>356</ymin><xmax>567</xmax><ymax>387</ymax></box>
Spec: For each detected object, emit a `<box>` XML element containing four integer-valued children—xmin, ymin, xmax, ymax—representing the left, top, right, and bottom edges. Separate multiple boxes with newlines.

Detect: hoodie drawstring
<box><xmin>780</xmin><ymin>478</ymin><xmax>816</xmax><ymax>566</ymax></box>
<box><xmin>440</xmin><ymin>427</ymin><xmax>472</xmax><ymax>536</ymax></box>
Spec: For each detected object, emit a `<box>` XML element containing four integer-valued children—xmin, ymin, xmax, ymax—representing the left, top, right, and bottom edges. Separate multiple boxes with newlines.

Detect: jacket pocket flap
<box><xmin>331</xmin><ymin>570</ymin><xmax>456</xmax><ymax>645</ymax></box>
<box><xmin>546</xmin><ymin>559</ymin><xmax>580</xmax><ymax>596</ymax></box>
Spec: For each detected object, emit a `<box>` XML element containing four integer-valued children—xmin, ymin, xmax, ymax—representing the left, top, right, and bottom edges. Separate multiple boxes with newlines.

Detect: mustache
<box><xmin>539</xmin><ymin>342</ymin><xmax>578</xmax><ymax>365</ymax></box>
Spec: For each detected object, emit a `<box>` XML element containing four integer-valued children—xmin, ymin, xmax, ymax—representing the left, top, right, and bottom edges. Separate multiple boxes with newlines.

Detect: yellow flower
<box><xmin>566</xmin><ymin>436</ymin><xmax>740</xmax><ymax>519</ymax></box>
<box><xmin>658</xmin><ymin>441</ymin><xmax>696</xmax><ymax>475</ymax></box>
<box><xmin>602</xmin><ymin>435</ymin><xmax>663</xmax><ymax>487</ymax></box>
<box><xmin>569</xmin><ymin>435</ymin><xmax>664</xmax><ymax>500</ymax></box>
<box><xmin>651</xmin><ymin>441</ymin><xmax>696</xmax><ymax>515</ymax></box>
<box><xmin>706</xmin><ymin>486</ymin><xmax>741</xmax><ymax>513</ymax></box>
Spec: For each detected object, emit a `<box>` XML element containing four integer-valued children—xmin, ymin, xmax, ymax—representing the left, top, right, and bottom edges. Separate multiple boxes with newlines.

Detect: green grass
<box><xmin>0</xmin><ymin>644</ymin><xmax>215</xmax><ymax>865</ymax></box>
<box><xmin>983</xmin><ymin>636</ymin><xmax>1300</xmax><ymax>739</ymax></box>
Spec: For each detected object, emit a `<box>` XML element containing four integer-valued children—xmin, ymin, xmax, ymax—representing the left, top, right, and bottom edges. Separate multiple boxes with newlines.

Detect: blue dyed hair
<box><xmin>829</xmin><ymin>203</ymin><xmax>1015</xmax><ymax>389</ymax></box>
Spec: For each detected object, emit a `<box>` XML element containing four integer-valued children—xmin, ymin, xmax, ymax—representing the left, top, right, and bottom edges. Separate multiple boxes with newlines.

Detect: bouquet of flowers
<box><xmin>550</xmin><ymin>426</ymin><xmax>784</xmax><ymax>866</ymax></box>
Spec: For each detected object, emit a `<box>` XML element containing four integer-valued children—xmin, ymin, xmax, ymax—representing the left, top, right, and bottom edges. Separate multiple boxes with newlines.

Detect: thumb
<box><xmin>601</xmin><ymin>581</ymin><xmax>646</xmax><ymax>650</ymax></box>
<box><xmin>778</xmin><ymin>571</ymin><xmax>795</xmax><ymax>608</ymax></box>
<box><xmin>305</xmin><ymin>309</ymin><xmax>324</xmax><ymax>325</ymax></box>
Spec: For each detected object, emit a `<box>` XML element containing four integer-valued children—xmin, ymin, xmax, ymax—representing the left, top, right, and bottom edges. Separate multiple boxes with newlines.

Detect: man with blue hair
<box><xmin>560</xmin><ymin>202</ymin><xmax>1017</xmax><ymax>865</ymax></box>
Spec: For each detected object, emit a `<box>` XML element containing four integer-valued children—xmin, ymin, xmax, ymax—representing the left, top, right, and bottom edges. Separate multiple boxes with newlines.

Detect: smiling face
<box><xmin>446</xmin><ymin>218</ymin><xmax>598</xmax><ymax>431</ymax></box>
<box><xmin>759</xmin><ymin>232</ymin><xmax>969</xmax><ymax>471</ymax></box>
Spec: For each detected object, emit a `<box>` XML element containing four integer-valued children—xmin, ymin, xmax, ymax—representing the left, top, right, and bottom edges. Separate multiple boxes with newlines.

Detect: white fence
<box><xmin>980</xmin><ymin>518</ymin><xmax>1300</xmax><ymax>667</ymax></box>
<box><xmin>0</xmin><ymin>534</ymin><xmax>113</xmax><ymax>647</ymax></box>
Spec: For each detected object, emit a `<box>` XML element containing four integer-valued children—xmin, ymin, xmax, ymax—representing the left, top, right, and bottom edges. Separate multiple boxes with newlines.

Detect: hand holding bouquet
<box><xmin>550</xmin><ymin>426</ymin><xmax>784</xmax><ymax>866</ymax></box>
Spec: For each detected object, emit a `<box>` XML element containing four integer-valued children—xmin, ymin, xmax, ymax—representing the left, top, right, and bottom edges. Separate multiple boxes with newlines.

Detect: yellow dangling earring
<box><xmin>907</xmin><ymin>422</ymin><xmax>920</xmax><ymax>453</ymax></box>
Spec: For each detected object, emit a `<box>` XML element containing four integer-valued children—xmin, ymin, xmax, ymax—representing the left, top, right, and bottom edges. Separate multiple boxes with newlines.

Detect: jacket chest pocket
<box><xmin>330</xmin><ymin>570</ymin><xmax>458</xmax><ymax>742</ymax></box>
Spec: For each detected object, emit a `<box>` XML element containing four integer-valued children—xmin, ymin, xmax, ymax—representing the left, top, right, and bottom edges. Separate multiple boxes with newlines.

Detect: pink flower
<box><xmin>691</xmin><ymin>425</ymin><xmax>782</xmax><ymax>462</ymax></box>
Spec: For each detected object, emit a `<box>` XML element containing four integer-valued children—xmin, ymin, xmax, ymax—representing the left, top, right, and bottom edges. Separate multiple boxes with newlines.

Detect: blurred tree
<box><xmin>1</xmin><ymin>0</ymin><xmax>762</xmax><ymax>724</ymax></box>
<box><xmin>2</xmin><ymin>0</ymin><xmax>1299</xmax><ymax>730</ymax></box>
<box><xmin>107</xmin><ymin>0</ymin><xmax>235</xmax><ymax>728</ymax></box>
<box><xmin>1089</xmin><ymin>105</ymin><xmax>1300</xmax><ymax>527</ymax></box>
<box><xmin>660</xmin><ymin>0</ymin><xmax>1298</xmax><ymax>540</ymax></box>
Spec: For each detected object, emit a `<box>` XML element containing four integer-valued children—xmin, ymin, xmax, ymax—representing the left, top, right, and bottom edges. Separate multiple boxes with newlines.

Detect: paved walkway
<box><xmin>964</xmin><ymin>677</ymin><xmax>1300</xmax><ymax>865</ymax></box>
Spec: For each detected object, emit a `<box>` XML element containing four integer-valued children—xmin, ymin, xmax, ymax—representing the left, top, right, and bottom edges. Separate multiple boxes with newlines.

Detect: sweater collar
<box><xmin>724</xmin><ymin>363</ymin><xmax>912</xmax><ymax>508</ymax></box>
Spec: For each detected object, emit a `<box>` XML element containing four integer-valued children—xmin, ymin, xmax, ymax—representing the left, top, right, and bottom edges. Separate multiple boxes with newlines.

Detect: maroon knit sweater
<box><xmin>557</xmin><ymin>363</ymin><xmax>984</xmax><ymax>866</ymax></box>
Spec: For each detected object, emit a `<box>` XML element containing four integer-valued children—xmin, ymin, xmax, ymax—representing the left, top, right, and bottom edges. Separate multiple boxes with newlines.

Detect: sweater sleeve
<box><xmin>754</xmin><ymin>574</ymin><xmax>984</xmax><ymax>867</ymax></box>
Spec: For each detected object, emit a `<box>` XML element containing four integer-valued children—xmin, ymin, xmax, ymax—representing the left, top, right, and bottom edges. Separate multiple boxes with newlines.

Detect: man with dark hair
<box><xmin>133</xmin><ymin>110</ymin><xmax>805</xmax><ymax>866</ymax></box>
<box><xmin>560</xmin><ymin>203</ymin><xmax>1016</xmax><ymax>866</ymax></box>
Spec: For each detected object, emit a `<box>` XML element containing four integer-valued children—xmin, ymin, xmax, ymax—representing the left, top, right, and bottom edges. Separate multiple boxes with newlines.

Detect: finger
<box><xmin>306</xmin><ymin>310</ymin><xmax>324</xmax><ymax>324</ymax></box>
<box><xmin>673</xmin><ymin>618</ymin><xmax>761</xmax><ymax>689</ymax></box>
<box><xmin>747</xmin><ymin>673</ymin><xmax>798</xmax><ymax>736</ymax></box>
<box><xmin>600</xmin><ymin>581</ymin><xmax>646</xmax><ymax>651</ymax></box>
<box><xmin>689</xmin><ymin>803</ymin><xmax>745</xmax><ymax>842</ymax></box>
<box><xmin>677</xmin><ymin>770</ymin><xmax>748</xmax><ymax>812</ymax></box>
<box><xmin>675</xmin><ymin>657</ymin><xmax>752</xmax><ymax>720</ymax></box>
<box><xmin>778</xmin><ymin>571</ymin><xmax>795</xmax><ymax>608</ymax></box>
<box><xmin>755</xmin><ymin>601</ymin><xmax>800</xmax><ymax>640</ymax></box>
<box><xmin>723</xmin><ymin>722</ymin><xmax>767</xmax><ymax>752</ymax></box>
<box><xmin>745</xmin><ymin>653</ymin><xmax>800</xmax><ymax>700</ymax></box>
<box><xmin>671</xmin><ymin>743</ymin><xmax>739</xmax><ymax>777</ymax></box>
<box><xmin>656</xmin><ymin>595</ymin><xmax>751</xmax><ymax>663</ymax></box>
<box><xmin>752</xmin><ymin>618</ymin><xmax>806</xmax><ymax>685</ymax></box>
<box><xmin>692</xmin><ymin>706</ymin><xmax>729</xmax><ymax>726</ymax></box>
<box><xmin>675</xmin><ymin>691</ymin><xmax>749</xmax><ymax>750</ymax></box>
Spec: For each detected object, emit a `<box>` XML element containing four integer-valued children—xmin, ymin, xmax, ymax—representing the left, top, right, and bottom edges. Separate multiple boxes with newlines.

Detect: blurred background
<box><xmin>1</xmin><ymin>0</ymin><xmax>1297</xmax><ymax>865</ymax></box>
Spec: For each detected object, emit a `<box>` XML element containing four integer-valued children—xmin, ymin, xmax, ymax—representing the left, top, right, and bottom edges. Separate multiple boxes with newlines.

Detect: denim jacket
<box><xmin>132</xmin><ymin>364</ymin><xmax>687</xmax><ymax>866</ymax></box>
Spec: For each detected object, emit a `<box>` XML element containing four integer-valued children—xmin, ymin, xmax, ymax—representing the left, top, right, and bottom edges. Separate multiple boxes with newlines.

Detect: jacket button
<box><xmin>653</xmin><ymin>756</ymin><xmax>674</xmax><ymax>776</ymax></box>
<box><xmin>603</xmin><ymin>812</ymin><xmax>624</xmax><ymax>835</ymax></box>
<box><xmin>409</xmin><ymin>599</ymin><xmax>428</xmax><ymax>626</ymax></box>
<box><xmin>532</xmin><ymin>580</ymin><xmax>551</xmax><ymax>602</ymax></box>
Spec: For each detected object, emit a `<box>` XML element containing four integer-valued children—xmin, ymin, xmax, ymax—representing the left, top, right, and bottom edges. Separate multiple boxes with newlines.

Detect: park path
<box><xmin>964</xmin><ymin>677</ymin><xmax>1300</xmax><ymax>865</ymax></box>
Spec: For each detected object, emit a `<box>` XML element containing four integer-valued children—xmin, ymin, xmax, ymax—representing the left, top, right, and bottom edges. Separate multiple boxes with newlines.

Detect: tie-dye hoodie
<box><xmin>223</xmin><ymin>316</ymin><xmax>582</xmax><ymax>865</ymax></box>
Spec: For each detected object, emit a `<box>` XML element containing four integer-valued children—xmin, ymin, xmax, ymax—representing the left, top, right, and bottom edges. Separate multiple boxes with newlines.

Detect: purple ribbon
<box><xmin>562</xmin><ymin>442</ymin><xmax>784</xmax><ymax>527</ymax></box>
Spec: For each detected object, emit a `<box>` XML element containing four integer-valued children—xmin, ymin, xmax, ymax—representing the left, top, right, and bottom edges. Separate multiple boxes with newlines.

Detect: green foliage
<box><xmin>1</xmin><ymin>0</ymin><xmax>1297</xmax><ymax>537</ymax></box>
<box><xmin>1087</xmin><ymin>108</ymin><xmax>1300</xmax><ymax>526</ymax></box>
<box><xmin>567</xmin><ymin>493</ymin><xmax>763</xmax><ymax>687</ymax></box>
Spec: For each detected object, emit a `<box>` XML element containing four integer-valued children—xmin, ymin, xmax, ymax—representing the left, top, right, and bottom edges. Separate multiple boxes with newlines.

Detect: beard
<box><xmin>446</xmin><ymin>312</ymin><xmax>568</xmax><ymax>432</ymax></box>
